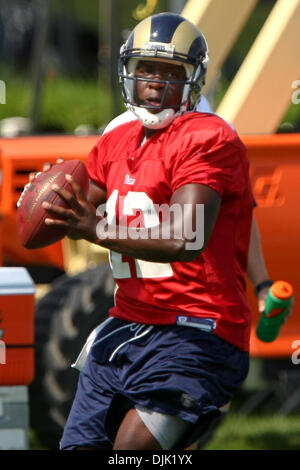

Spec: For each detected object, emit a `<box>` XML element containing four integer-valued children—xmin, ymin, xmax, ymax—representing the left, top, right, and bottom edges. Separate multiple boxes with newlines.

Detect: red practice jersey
<box><xmin>87</xmin><ymin>112</ymin><xmax>253</xmax><ymax>351</ymax></box>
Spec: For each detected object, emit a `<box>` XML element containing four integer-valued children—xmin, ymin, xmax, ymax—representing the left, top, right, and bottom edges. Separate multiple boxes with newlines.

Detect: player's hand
<box><xmin>42</xmin><ymin>173</ymin><xmax>102</xmax><ymax>244</ymax></box>
<box><xmin>257</xmin><ymin>286</ymin><xmax>294</xmax><ymax>324</ymax></box>
<box><xmin>283</xmin><ymin>296</ymin><xmax>294</xmax><ymax>324</ymax></box>
<box><xmin>257</xmin><ymin>287</ymin><xmax>269</xmax><ymax>314</ymax></box>
<box><xmin>17</xmin><ymin>158</ymin><xmax>65</xmax><ymax>208</ymax></box>
<box><xmin>29</xmin><ymin>157</ymin><xmax>65</xmax><ymax>182</ymax></box>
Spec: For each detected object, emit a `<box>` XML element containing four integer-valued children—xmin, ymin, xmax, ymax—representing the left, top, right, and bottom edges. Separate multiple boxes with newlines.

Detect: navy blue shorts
<box><xmin>60</xmin><ymin>317</ymin><xmax>249</xmax><ymax>450</ymax></box>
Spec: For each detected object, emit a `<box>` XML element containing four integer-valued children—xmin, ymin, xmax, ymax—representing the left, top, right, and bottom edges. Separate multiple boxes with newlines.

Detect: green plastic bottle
<box><xmin>256</xmin><ymin>280</ymin><xmax>294</xmax><ymax>343</ymax></box>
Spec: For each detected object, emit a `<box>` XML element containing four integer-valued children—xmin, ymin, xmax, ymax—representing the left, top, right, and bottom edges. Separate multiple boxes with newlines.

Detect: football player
<box><xmin>43</xmin><ymin>13</ymin><xmax>254</xmax><ymax>450</ymax></box>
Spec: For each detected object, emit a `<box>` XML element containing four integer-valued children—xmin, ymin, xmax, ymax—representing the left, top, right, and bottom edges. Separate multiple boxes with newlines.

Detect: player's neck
<box><xmin>144</xmin><ymin>127</ymin><xmax>157</xmax><ymax>139</ymax></box>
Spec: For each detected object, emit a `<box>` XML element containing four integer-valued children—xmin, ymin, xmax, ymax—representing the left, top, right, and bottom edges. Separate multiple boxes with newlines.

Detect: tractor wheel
<box><xmin>29</xmin><ymin>265</ymin><xmax>114</xmax><ymax>449</ymax></box>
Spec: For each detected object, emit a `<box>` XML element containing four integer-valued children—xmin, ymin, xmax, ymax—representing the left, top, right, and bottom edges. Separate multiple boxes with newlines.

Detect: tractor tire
<box><xmin>29</xmin><ymin>264</ymin><xmax>115</xmax><ymax>450</ymax></box>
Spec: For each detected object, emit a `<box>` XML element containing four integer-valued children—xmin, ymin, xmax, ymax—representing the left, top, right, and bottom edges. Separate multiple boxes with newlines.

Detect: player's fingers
<box><xmin>51</xmin><ymin>183</ymin><xmax>84</xmax><ymax>214</ymax></box>
<box><xmin>258</xmin><ymin>299</ymin><xmax>266</xmax><ymax>313</ymax></box>
<box><xmin>42</xmin><ymin>158</ymin><xmax>63</xmax><ymax>173</ymax></box>
<box><xmin>29</xmin><ymin>172</ymin><xmax>36</xmax><ymax>182</ymax></box>
<box><xmin>283</xmin><ymin>300</ymin><xmax>294</xmax><ymax>324</ymax></box>
<box><xmin>44</xmin><ymin>217</ymin><xmax>71</xmax><ymax>229</ymax></box>
<box><xmin>29</xmin><ymin>160</ymin><xmax>57</xmax><ymax>183</ymax></box>
<box><xmin>257</xmin><ymin>288</ymin><xmax>269</xmax><ymax>312</ymax></box>
<box><xmin>43</xmin><ymin>162</ymin><xmax>52</xmax><ymax>172</ymax></box>
<box><xmin>65</xmin><ymin>174</ymin><xmax>86</xmax><ymax>202</ymax></box>
<box><xmin>17</xmin><ymin>182</ymin><xmax>32</xmax><ymax>208</ymax></box>
<box><xmin>42</xmin><ymin>201</ymin><xmax>76</xmax><ymax>221</ymax></box>
<box><xmin>29</xmin><ymin>170</ymin><xmax>44</xmax><ymax>182</ymax></box>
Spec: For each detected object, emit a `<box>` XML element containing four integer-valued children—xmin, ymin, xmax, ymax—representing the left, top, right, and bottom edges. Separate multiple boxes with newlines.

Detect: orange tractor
<box><xmin>0</xmin><ymin>132</ymin><xmax>299</xmax><ymax>448</ymax></box>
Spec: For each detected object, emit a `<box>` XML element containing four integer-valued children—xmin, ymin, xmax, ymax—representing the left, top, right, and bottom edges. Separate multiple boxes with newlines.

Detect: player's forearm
<box><xmin>95</xmin><ymin>222</ymin><xmax>202</xmax><ymax>262</ymax></box>
<box><xmin>247</xmin><ymin>216</ymin><xmax>270</xmax><ymax>286</ymax></box>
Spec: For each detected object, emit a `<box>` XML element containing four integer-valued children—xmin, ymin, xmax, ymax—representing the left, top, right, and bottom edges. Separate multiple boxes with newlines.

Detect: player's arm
<box><xmin>247</xmin><ymin>215</ymin><xmax>294</xmax><ymax>321</ymax></box>
<box><xmin>247</xmin><ymin>216</ymin><xmax>270</xmax><ymax>288</ymax></box>
<box><xmin>97</xmin><ymin>183</ymin><xmax>221</xmax><ymax>262</ymax></box>
<box><xmin>88</xmin><ymin>180</ymin><xmax>107</xmax><ymax>207</ymax></box>
<box><xmin>247</xmin><ymin>216</ymin><xmax>272</xmax><ymax>312</ymax></box>
<box><xmin>44</xmin><ymin>178</ymin><xmax>221</xmax><ymax>262</ymax></box>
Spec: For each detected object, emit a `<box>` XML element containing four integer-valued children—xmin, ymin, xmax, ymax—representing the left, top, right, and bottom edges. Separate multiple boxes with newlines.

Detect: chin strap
<box><xmin>130</xmin><ymin>106</ymin><xmax>175</xmax><ymax>129</ymax></box>
<box><xmin>129</xmin><ymin>100</ymin><xmax>190</xmax><ymax>129</ymax></box>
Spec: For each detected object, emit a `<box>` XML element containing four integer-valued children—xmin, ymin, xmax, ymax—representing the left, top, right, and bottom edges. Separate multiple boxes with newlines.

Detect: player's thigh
<box><xmin>113</xmin><ymin>408</ymin><xmax>163</xmax><ymax>450</ymax></box>
<box><xmin>113</xmin><ymin>405</ymin><xmax>193</xmax><ymax>451</ymax></box>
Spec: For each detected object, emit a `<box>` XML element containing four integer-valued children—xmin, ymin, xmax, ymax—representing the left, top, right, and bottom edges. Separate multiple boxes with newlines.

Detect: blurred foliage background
<box><xmin>0</xmin><ymin>0</ymin><xmax>299</xmax><ymax>135</ymax></box>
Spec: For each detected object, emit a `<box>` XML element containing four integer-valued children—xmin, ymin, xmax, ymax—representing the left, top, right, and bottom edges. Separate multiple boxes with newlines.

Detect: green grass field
<box><xmin>202</xmin><ymin>413</ymin><xmax>300</xmax><ymax>450</ymax></box>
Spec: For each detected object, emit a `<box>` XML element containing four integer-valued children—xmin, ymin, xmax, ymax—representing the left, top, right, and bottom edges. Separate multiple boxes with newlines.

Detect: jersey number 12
<box><xmin>106</xmin><ymin>190</ymin><xmax>173</xmax><ymax>279</ymax></box>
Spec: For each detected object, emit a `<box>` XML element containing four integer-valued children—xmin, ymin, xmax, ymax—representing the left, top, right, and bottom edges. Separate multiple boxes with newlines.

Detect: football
<box><xmin>17</xmin><ymin>159</ymin><xmax>89</xmax><ymax>249</ymax></box>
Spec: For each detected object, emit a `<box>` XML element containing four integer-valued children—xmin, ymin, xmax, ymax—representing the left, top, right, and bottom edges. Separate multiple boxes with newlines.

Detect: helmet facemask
<box><xmin>118</xmin><ymin>13</ymin><xmax>209</xmax><ymax>129</ymax></box>
<box><xmin>119</xmin><ymin>57</ymin><xmax>203</xmax><ymax>129</ymax></box>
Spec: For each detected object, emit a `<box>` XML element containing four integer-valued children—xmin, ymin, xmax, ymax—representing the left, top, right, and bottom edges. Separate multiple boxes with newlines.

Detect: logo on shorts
<box><xmin>180</xmin><ymin>393</ymin><xmax>196</xmax><ymax>409</ymax></box>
